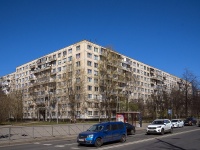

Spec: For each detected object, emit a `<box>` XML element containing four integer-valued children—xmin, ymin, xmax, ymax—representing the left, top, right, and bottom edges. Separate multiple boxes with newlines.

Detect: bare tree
<box><xmin>63</xmin><ymin>60</ymin><xmax>85</xmax><ymax>122</ymax></box>
<box><xmin>98</xmin><ymin>48</ymin><xmax>120</xmax><ymax>120</ymax></box>
<box><xmin>8</xmin><ymin>89</ymin><xmax>24</xmax><ymax>122</ymax></box>
<box><xmin>181</xmin><ymin>69</ymin><xmax>198</xmax><ymax>117</ymax></box>
<box><xmin>0</xmin><ymin>88</ymin><xmax>9</xmax><ymax>123</ymax></box>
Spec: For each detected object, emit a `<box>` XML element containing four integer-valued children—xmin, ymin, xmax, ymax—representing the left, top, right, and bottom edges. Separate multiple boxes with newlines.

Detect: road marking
<box><xmin>71</xmin><ymin>147</ymin><xmax>80</xmax><ymax>149</ymax></box>
<box><xmin>43</xmin><ymin>144</ymin><xmax>52</xmax><ymax>146</ymax></box>
<box><xmin>90</xmin><ymin>128</ymin><xmax>200</xmax><ymax>150</ymax></box>
<box><xmin>34</xmin><ymin>142</ymin><xmax>40</xmax><ymax>144</ymax></box>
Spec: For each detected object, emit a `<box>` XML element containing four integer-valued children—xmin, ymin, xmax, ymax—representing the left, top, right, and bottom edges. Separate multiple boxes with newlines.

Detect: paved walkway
<box><xmin>0</xmin><ymin>122</ymin><xmax>149</xmax><ymax>147</ymax></box>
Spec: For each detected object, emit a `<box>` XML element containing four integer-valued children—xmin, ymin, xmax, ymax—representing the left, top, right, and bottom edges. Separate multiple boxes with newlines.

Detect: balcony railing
<box><xmin>33</xmin><ymin>66</ymin><xmax>51</xmax><ymax>74</ymax></box>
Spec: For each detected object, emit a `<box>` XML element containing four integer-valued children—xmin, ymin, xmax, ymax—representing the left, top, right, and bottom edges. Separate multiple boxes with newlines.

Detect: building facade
<box><xmin>0</xmin><ymin>40</ymin><xmax>183</xmax><ymax>120</ymax></box>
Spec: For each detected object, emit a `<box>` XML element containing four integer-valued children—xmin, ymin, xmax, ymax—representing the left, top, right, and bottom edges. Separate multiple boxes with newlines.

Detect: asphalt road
<box><xmin>1</xmin><ymin>126</ymin><xmax>200</xmax><ymax>150</ymax></box>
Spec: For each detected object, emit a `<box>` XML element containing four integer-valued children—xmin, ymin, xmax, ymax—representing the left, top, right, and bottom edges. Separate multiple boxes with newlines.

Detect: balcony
<box><xmin>48</xmin><ymin>57</ymin><xmax>57</xmax><ymax>62</ymax></box>
<box><xmin>33</xmin><ymin>66</ymin><xmax>51</xmax><ymax>74</ymax></box>
<box><xmin>29</xmin><ymin>76</ymin><xmax>36</xmax><ymax>81</ymax></box>
<box><xmin>151</xmin><ymin>76</ymin><xmax>163</xmax><ymax>81</ymax></box>
<box><xmin>50</xmin><ymin>71</ymin><xmax>57</xmax><ymax>76</ymax></box>
<box><xmin>30</xmin><ymin>64</ymin><xmax>36</xmax><ymax>69</ymax></box>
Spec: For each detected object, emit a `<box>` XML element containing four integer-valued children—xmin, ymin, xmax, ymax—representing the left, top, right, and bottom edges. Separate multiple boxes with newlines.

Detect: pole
<box><xmin>57</xmin><ymin>100</ymin><xmax>58</xmax><ymax>124</ymax></box>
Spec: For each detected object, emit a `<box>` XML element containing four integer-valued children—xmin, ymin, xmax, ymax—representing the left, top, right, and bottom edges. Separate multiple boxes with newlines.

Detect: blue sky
<box><xmin>1</xmin><ymin>0</ymin><xmax>200</xmax><ymax>79</ymax></box>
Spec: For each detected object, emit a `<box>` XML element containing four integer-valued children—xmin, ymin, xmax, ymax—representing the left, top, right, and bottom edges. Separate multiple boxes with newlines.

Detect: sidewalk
<box><xmin>0</xmin><ymin>123</ymin><xmax>148</xmax><ymax>147</ymax></box>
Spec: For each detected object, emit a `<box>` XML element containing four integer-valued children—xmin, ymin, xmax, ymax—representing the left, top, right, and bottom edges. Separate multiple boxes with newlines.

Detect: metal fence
<box><xmin>0</xmin><ymin>124</ymin><xmax>91</xmax><ymax>143</ymax></box>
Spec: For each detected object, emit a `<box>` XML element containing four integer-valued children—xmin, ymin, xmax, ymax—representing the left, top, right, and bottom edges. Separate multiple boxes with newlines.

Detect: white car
<box><xmin>146</xmin><ymin>119</ymin><xmax>173</xmax><ymax>135</ymax></box>
<box><xmin>171</xmin><ymin>119</ymin><xmax>184</xmax><ymax>128</ymax></box>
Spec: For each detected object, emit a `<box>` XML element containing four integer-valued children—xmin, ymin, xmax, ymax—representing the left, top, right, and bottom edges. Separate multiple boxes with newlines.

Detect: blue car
<box><xmin>77</xmin><ymin>121</ymin><xmax>126</xmax><ymax>147</ymax></box>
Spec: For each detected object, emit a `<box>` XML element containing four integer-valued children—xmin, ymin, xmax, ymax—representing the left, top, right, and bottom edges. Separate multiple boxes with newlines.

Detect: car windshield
<box><xmin>87</xmin><ymin>125</ymin><xmax>104</xmax><ymax>131</ymax></box>
<box><xmin>152</xmin><ymin>120</ymin><xmax>164</xmax><ymax>124</ymax></box>
<box><xmin>172</xmin><ymin>120</ymin><xmax>178</xmax><ymax>122</ymax></box>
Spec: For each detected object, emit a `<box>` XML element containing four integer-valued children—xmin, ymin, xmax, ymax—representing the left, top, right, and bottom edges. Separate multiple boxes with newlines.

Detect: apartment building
<box><xmin>0</xmin><ymin>40</ymin><xmax>182</xmax><ymax>120</ymax></box>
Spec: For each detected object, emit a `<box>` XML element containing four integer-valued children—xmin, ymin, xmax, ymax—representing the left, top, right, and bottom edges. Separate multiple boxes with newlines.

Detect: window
<box><xmin>76</xmin><ymin>61</ymin><xmax>81</xmax><ymax>67</ymax></box>
<box><xmin>53</xmin><ymin>54</ymin><xmax>56</xmax><ymax>59</ymax></box>
<box><xmin>95</xmin><ymin>87</ymin><xmax>98</xmax><ymax>91</ymax></box>
<box><xmin>76</xmin><ymin>78</ymin><xmax>80</xmax><ymax>83</ymax></box>
<box><xmin>63</xmin><ymin>58</ymin><xmax>66</xmax><ymax>63</ymax></box>
<box><xmin>68</xmin><ymin>48</ymin><xmax>72</xmax><ymax>54</ymax></box>
<box><xmin>87</xmin><ymin>69</ymin><xmax>92</xmax><ymax>74</ymax></box>
<box><xmin>88</xmin><ymin>77</ymin><xmax>92</xmax><ymax>82</ymax></box>
<box><xmin>63</xmin><ymin>51</ymin><xmax>67</xmax><ymax>56</ymax></box>
<box><xmin>58</xmin><ymin>60</ymin><xmax>61</xmax><ymax>65</ymax></box>
<box><xmin>57</xmin><ymin>74</ymin><xmax>61</xmax><ymax>79</ymax></box>
<box><xmin>94</xmin><ymin>70</ymin><xmax>98</xmax><ymax>76</ymax></box>
<box><xmin>76</xmin><ymin>69</ymin><xmax>80</xmax><ymax>74</ymax></box>
<box><xmin>76</xmin><ymin>45</ymin><xmax>80</xmax><ymax>51</ymax></box>
<box><xmin>58</xmin><ymin>53</ymin><xmax>61</xmax><ymax>58</ymax></box>
<box><xmin>87</xmin><ymin>53</ymin><xmax>92</xmax><ymax>58</ymax></box>
<box><xmin>94</xmin><ymin>55</ymin><xmax>98</xmax><ymax>60</ymax></box>
<box><xmin>68</xmin><ymin>56</ymin><xmax>72</xmax><ymax>61</ymax></box>
<box><xmin>111</xmin><ymin>124</ymin><xmax>118</xmax><ymax>130</ymax></box>
<box><xmin>88</xmin><ymin>94</ymin><xmax>92</xmax><ymax>99</ymax></box>
<box><xmin>57</xmin><ymin>67</ymin><xmax>61</xmax><ymax>72</ymax></box>
<box><xmin>94</xmin><ymin>79</ymin><xmax>98</xmax><ymax>83</ymax></box>
<box><xmin>76</xmin><ymin>53</ymin><xmax>80</xmax><ymax>59</ymax></box>
<box><xmin>88</xmin><ymin>85</ymin><xmax>92</xmax><ymax>91</ymax></box>
<box><xmin>88</xmin><ymin>111</ymin><xmax>92</xmax><ymax>116</ymax></box>
<box><xmin>94</xmin><ymin>47</ymin><xmax>98</xmax><ymax>52</ymax></box>
<box><xmin>94</xmin><ymin>111</ymin><xmax>98</xmax><ymax>115</ymax></box>
<box><xmin>87</xmin><ymin>45</ymin><xmax>92</xmax><ymax>50</ymax></box>
<box><xmin>76</xmin><ymin>86</ymin><xmax>80</xmax><ymax>91</ymax></box>
<box><xmin>87</xmin><ymin>61</ymin><xmax>92</xmax><ymax>66</ymax></box>
<box><xmin>94</xmin><ymin>63</ymin><xmax>98</xmax><ymax>68</ymax></box>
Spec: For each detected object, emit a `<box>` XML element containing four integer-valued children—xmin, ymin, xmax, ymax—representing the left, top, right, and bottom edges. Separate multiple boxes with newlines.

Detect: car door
<box><xmin>164</xmin><ymin>120</ymin><xmax>171</xmax><ymax>131</ymax></box>
<box><xmin>103</xmin><ymin>124</ymin><xmax>112</xmax><ymax>142</ymax></box>
<box><xmin>111</xmin><ymin>123</ymin><xmax>121</xmax><ymax>141</ymax></box>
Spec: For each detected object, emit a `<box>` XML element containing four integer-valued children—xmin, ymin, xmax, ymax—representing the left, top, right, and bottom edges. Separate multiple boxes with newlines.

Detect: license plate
<box><xmin>79</xmin><ymin>139</ymin><xmax>84</xmax><ymax>141</ymax></box>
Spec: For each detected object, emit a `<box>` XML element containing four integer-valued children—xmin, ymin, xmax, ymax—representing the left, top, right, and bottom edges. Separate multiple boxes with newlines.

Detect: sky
<box><xmin>0</xmin><ymin>0</ymin><xmax>200</xmax><ymax>79</ymax></box>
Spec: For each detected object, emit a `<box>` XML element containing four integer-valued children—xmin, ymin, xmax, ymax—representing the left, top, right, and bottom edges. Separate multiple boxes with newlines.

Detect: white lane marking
<box><xmin>55</xmin><ymin>145</ymin><xmax>65</xmax><ymax>147</ymax></box>
<box><xmin>90</xmin><ymin>128</ymin><xmax>200</xmax><ymax>150</ymax></box>
<box><xmin>43</xmin><ymin>144</ymin><xmax>52</xmax><ymax>146</ymax></box>
<box><xmin>34</xmin><ymin>142</ymin><xmax>40</xmax><ymax>144</ymax></box>
<box><xmin>71</xmin><ymin>147</ymin><xmax>80</xmax><ymax>149</ymax></box>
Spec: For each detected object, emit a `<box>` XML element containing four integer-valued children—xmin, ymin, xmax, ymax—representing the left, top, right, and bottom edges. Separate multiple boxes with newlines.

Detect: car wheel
<box><xmin>94</xmin><ymin>138</ymin><xmax>102</xmax><ymax>147</ymax></box>
<box><xmin>161</xmin><ymin>128</ymin><xmax>164</xmax><ymax>135</ymax></box>
<box><xmin>120</xmin><ymin>134</ymin><xmax>126</xmax><ymax>143</ymax></box>
<box><xmin>130</xmin><ymin>129</ymin><xmax>135</xmax><ymax>135</ymax></box>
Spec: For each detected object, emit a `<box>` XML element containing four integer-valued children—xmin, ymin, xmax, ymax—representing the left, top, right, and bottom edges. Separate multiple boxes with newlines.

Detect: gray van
<box><xmin>77</xmin><ymin>121</ymin><xmax>126</xmax><ymax>147</ymax></box>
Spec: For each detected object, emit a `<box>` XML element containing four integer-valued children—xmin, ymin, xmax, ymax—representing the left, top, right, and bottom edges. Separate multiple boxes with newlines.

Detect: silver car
<box><xmin>146</xmin><ymin>119</ymin><xmax>173</xmax><ymax>135</ymax></box>
<box><xmin>171</xmin><ymin>119</ymin><xmax>184</xmax><ymax>128</ymax></box>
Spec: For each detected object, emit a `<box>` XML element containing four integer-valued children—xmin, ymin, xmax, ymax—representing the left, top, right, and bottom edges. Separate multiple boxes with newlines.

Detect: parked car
<box><xmin>77</xmin><ymin>121</ymin><xmax>126</xmax><ymax>147</ymax></box>
<box><xmin>184</xmin><ymin>117</ymin><xmax>197</xmax><ymax>126</ymax></box>
<box><xmin>171</xmin><ymin>119</ymin><xmax>184</xmax><ymax>128</ymax></box>
<box><xmin>124</xmin><ymin>122</ymin><xmax>135</xmax><ymax>135</ymax></box>
<box><xmin>146</xmin><ymin>119</ymin><xmax>173</xmax><ymax>135</ymax></box>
